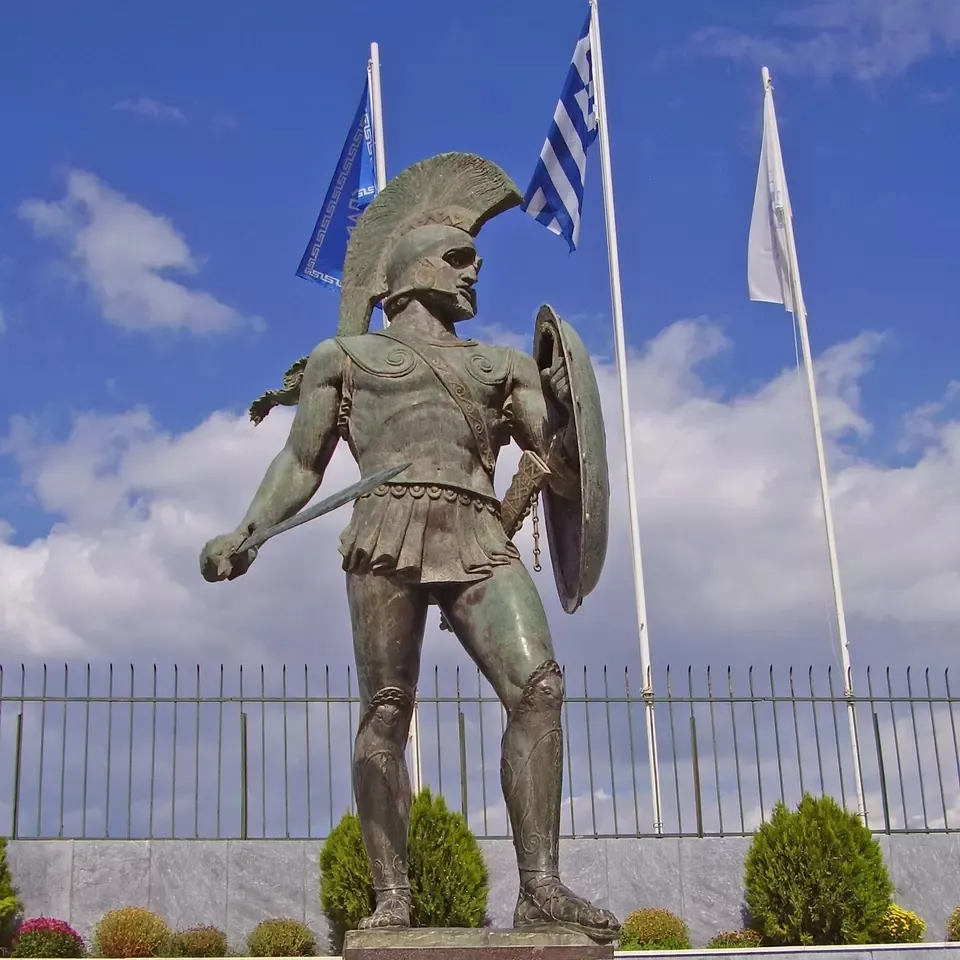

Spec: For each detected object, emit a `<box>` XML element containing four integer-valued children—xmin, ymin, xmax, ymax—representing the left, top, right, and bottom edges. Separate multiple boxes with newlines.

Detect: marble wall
<box><xmin>6</xmin><ymin>834</ymin><xmax>960</xmax><ymax>953</ymax></box>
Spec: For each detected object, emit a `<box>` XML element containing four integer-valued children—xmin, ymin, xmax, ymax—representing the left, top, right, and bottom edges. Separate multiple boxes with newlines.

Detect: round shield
<box><xmin>533</xmin><ymin>304</ymin><xmax>610</xmax><ymax>613</ymax></box>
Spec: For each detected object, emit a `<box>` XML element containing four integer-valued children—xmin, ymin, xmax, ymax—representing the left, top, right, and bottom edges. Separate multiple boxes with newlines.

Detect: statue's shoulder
<box><xmin>334</xmin><ymin>332</ymin><xmax>418</xmax><ymax>378</ymax></box>
<box><xmin>457</xmin><ymin>337</ymin><xmax>516</xmax><ymax>387</ymax></box>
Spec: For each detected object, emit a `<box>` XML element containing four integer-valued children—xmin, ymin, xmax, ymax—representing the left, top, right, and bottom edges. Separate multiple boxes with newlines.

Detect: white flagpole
<box><xmin>758</xmin><ymin>66</ymin><xmax>865</xmax><ymax>820</ymax></box>
<box><xmin>368</xmin><ymin>43</ymin><xmax>387</xmax><ymax>196</ymax></box>
<box><xmin>589</xmin><ymin>0</ymin><xmax>663</xmax><ymax>835</ymax></box>
<box><xmin>368</xmin><ymin>41</ymin><xmax>422</xmax><ymax>796</ymax></box>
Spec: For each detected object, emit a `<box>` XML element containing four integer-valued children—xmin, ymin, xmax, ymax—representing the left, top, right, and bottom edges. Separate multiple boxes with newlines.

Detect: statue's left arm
<box><xmin>507</xmin><ymin>350</ymin><xmax>576</xmax><ymax>467</ymax></box>
<box><xmin>506</xmin><ymin>350</ymin><xmax>578</xmax><ymax>492</ymax></box>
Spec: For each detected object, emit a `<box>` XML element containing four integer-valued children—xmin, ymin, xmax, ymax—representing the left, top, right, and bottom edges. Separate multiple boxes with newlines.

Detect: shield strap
<box><xmin>371</xmin><ymin>329</ymin><xmax>496</xmax><ymax>476</ymax></box>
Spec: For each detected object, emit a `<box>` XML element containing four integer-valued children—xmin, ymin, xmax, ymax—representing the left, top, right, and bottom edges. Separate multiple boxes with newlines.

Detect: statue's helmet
<box><xmin>381</xmin><ymin>223</ymin><xmax>482</xmax><ymax>322</ymax></box>
<box><xmin>337</xmin><ymin>153</ymin><xmax>522</xmax><ymax>336</ymax></box>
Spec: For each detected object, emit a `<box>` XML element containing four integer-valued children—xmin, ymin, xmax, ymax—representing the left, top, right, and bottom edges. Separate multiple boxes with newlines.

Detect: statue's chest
<box><xmin>339</xmin><ymin>336</ymin><xmax>511</xmax><ymax>415</ymax></box>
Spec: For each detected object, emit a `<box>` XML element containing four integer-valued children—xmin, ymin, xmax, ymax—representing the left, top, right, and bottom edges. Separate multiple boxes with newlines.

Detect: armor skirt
<box><xmin>339</xmin><ymin>483</ymin><xmax>519</xmax><ymax>584</ymax></box>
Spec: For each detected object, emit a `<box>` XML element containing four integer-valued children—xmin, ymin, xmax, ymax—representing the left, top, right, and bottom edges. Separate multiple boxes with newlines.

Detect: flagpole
<box><xmin>589</xmin><ymin>0</ymin><xmax>663</xmax><ymax>835</ymax></box>
<box><xmin>760</xmin><ymin>66</ymin><xmax>865</xmax><ymax>820</ymax></box>
<box><xmin>368</xmin><ymin>43</ymin><xmax>387</xmax><ymax>196</ymax></box>
<box><xmin>369</xmin><ymin>41</ymin><xmax>422</xmax><ymax>796</ymax></box>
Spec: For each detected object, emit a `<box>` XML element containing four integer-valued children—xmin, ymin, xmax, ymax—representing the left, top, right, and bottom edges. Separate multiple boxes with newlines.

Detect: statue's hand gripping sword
<box><xmin>220</xmin><ymin>462</ymin><xmax>411</xmax><ymax>578</ymax></box>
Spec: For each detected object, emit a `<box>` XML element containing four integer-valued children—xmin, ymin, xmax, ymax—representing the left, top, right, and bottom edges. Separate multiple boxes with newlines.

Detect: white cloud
<box><xmin>1</xmin><ymin>317</ymin><xmax>959</xmax><ymax>673</ymax></box>
<box><xmin>113</xmin><ymin>97</ymin><xmax>187</xmax><ymax>123</ymax></box>
<box><xmin>18</xmin><ymin>170</ymin><xmax>257</xmax><ymax>333</ymax></box>
<box><xmin>690</xmin><ymin>0</ymin><xmax>960</xmax><ymax>82</ymax></box>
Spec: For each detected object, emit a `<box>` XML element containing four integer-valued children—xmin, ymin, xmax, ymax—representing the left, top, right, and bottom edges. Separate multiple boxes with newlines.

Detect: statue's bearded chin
<box><xmin>421</xmin><ymin>286</ymin><xmax>477</xmax><ymax>323</ymax></box>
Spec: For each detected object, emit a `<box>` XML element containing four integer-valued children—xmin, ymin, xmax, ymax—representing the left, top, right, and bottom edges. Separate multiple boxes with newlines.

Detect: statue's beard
<box><xmin>421</xmin><ymin>287</ymin><xmax>477</xmax><ymax>323</ymax></box>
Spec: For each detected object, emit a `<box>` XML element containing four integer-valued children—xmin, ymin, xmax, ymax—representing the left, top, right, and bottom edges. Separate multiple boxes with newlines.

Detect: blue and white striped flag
<box><xmin>522</xmin><ymin>7</ymin><xmax>597</xmax><ymax>251</ymax></box>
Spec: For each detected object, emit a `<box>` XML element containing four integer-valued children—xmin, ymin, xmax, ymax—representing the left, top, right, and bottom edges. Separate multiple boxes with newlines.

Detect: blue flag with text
<box><xmin>296</xmin><ymin>81</ymin><xmax>378</xmax><ymax>289</ymax></box>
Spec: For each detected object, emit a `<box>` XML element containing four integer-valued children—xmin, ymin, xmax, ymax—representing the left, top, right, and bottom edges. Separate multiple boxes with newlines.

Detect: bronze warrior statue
<box><xmin>200</xmin><ymin>153</ymin><xmax>617</xmax><ymax>942</ymax></box>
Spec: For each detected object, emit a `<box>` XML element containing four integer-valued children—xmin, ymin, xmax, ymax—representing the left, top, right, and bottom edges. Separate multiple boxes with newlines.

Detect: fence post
<box><xmin>458</xmin><ymin>711</ymin><xmax>468</xmax><ymax>820</ymax></box>
<box><xmin>240</xmin><ymin>711</ymin><xmax>249</xmax><ymax>840</ymax></box>
<box><xmin>11</xmin><ymin>713</ymin><xmax>23</xmax><ymax>839</ymax></box>
<box><xmin>690</xmin><ymin>714</ymin><xmax>703</xmax><ymax>838</ymax></box>
<box><xmin>872</xmin><ymin>712</ymin><xmax>891</xmax><ymax>835</ymax></box>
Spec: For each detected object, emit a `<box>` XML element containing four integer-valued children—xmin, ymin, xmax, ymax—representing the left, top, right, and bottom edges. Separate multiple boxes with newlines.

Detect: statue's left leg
<box><xmin>436</xmin><ymin>559</ymin><xmax>620</xmax><ymax>943</ymax></box>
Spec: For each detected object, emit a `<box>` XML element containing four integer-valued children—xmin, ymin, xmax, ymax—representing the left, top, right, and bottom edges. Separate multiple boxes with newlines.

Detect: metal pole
<box><xmin>760</xmin><ymin>67</ymin><xmax>866</xmax><ymax>821</ymax></box>
<box><xmin>589</xmin><ymin>0</ymin><xmax>663</xmax><ymax>834</ymax></box>
<box><xmin>11</xmin><ymin>713</ymin><xmax>23</xmax><ymax>839</ymax></box>
<box><xmin>368</xmin><ymin>42</ymin><xmax>390</xmax><ymax>336</ymax></box>
<box><xmin>239</xmin><ymin>711</ymin><xmax>249</xmax><ymax>840</ymax></box>
<box><xmin>369</xmin><ymin>39</ymin><xmax>422</xmax><ymax>795</ymax></box>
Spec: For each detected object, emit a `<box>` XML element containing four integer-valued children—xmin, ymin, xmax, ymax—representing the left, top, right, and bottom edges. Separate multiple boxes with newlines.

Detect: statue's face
<box><xmin>385</xmin><ymin>225</ymin><xmax>484</xmax><ymax>322</ymax></box>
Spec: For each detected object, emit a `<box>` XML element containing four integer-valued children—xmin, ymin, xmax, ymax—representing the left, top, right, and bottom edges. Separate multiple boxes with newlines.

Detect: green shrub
<box><xmin>618</xmin><ymin>908</ymin><xmax>690</xmax><ymax>951</ymax></box>
<box><xmin>707</xmin><ymin>929</ymin><xmax>764</xmax><ymax>949</ymax></box>
<box><xmin>948</xmin><ymin>906</ymin><xmax>960</xmax><ymax>943</ymax></box>
<box><xmin>0</xmin><ymin>838</ymin><xmax>23</xmax><ymax>951</ymax></box>
<box><xmin>318</xmin><ymin>813</ymin><xmax>373</xmax><ymax>951</ymax></box>
<box><xmin>245</xmin><ymin>919</ymin><xmax>315</xmax><ymax>957</ymax></box>
<box><xmin>744</xmin><ymin>793</ymin><xmax>892</xmax><ymax>946</ymax></box>
<box><xmin>11</xmin><ymin>918</ymin><xmax>84</xmax><ymax>958</ymax></box>
<box><xmin>92</xmin><ymin>907</ymin><xmax>170</xmax><ymax>958</ymax></box>
<box><xmin>319</xmin><ymin>788</ymin><xmax>489</xmax><ymax>951</ymax></box>
<box><xmin>872</xmin><ymin>904</ymin><xmax>925</xmax><ymax>944</ymax></box>
<box><xmin>166</xmin><ymin>925</ymin><xmax>227</xmax><ymax>957</ymax></box>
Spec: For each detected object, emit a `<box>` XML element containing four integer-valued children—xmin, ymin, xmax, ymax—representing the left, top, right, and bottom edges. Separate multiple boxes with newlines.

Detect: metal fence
<box><xmin>0</xmin><ymin>663</ymin><xmax>957</xmax><ymax>840</ymax></box>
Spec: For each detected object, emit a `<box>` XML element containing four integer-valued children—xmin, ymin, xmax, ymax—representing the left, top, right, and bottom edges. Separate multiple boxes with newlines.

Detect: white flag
<box><xmin>748</xmin><ymin>68</ymin><xmax>796</xmax><ymax>313</ymax></box>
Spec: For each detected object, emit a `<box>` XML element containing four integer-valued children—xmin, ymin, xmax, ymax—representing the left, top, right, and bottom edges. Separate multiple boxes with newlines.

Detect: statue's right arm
<box><xmin>235</xmin><ymin>339</ymin><xmax>343</xmax><ymax>535</ymax></box>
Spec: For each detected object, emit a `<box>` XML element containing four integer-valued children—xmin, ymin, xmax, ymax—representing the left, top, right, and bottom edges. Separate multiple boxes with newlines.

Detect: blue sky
<box><xmin>1</xmin><ymin>0</ymin><xmax>960</xmax><ymax>674</ymax></box>
<box><xmin>3</xmin><ymin>0</ymin><xmax>958</xmax><ymax>442</ymax></box>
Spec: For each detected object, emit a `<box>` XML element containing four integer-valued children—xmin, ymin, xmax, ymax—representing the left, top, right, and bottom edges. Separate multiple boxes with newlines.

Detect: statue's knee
<box><xmin>516</xmin><ymin>660</ymin><xmax>564</xmax><ymax>714</ymax></box>
<box><xmin>358</xmin><ymin>687</ymin><xmax>414</xmax><ymax>745</ymax></box>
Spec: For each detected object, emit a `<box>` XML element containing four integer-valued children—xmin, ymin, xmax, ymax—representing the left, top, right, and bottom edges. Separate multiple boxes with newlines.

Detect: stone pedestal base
<box><xmin>343</xmin><ymin>927</ymin><xmax>614</xmax><ymax>960</ymax></box>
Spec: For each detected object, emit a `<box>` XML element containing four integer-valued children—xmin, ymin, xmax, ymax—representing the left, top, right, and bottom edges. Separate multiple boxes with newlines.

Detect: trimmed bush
<box><xmin>407</xmin><ymin>789</ymin><xmax>488</xmax><ymax>928</ymax></box>
<box><xmin>245</xmin><ymin>919</ymin><xmax>316</xmax><ymax>958</ymax></box>
<box><xmin>318</xmin><ymin>813</ymin><xmax>373</xmax><ymax>951</ymax></box>
<box><xmin>0</xmin><ymin>838</ymin><xmax>23</xmax><ymax>951</ymax></box>
<box><xmin>319</xmin><ymin>788</ymin><xmax>488</xmax><ymax>951</ymax></box>
<box><xmin>11</xmin><ymin>919</ymin><xmax>84</xmax><ymax>959</ymax></box>
<box><xmin>873</xmin><ymin>904</ymin><xmax>925</xmax><ymax>944</ymax></box>
<box><xmin>744</xmin><ymin>793</ymin><xmax>893</xmax><ymax>946</ymax></box>
<box><xmin>618</xmin><ymin>908</ymin><xmax>690</xmax><ymax>951</ymax></box>
<box><xmin>707</xmin><ymin>929</ymin><xmax>764</xmax><ymax>949</ymax></box>
<box><xmin>167</xmin><ymin>925</ymin><xmax>227</xmax><ymax>958</ymax></box>
<box><xmin>948</xmin><ymin>906</ymin><xmax>960</xmax><ymax>943</ymax></box>
<box><xmin>92</xmin><ymin>908</ymin><xmax>169</xmax><ymax>959</ymax></box>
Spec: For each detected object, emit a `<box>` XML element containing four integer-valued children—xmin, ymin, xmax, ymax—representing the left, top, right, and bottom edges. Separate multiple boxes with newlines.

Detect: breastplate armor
<box><xmin>335</xmin><ymin>334</ymin><xmax>513</xmax><ymax>501</ymax></box>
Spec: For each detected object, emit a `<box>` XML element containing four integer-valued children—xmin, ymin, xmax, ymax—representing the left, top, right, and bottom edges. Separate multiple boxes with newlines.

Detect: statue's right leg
<box><xmin>346</xmin><ymin>571</ymin><xmax>429</xmax><ymax>931</ymax></box>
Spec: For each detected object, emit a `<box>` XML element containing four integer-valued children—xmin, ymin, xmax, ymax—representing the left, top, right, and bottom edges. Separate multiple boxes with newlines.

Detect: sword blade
<box><xmin>236</xmin><ymin>462</ymin><xmax>411</xmax><ymax>553</ymax></box>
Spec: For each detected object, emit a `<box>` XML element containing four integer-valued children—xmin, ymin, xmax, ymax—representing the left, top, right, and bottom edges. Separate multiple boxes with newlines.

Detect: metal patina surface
<box><xmin>199</xmin><ymin>152</ymin><xmax>617</xmax><ymax>943</ymax></box>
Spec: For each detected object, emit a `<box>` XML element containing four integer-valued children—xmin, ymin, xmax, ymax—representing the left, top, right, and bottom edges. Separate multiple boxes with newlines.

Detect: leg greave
<box><xmin>353</xmin><ymin>686</ymin><xmax>414</xmax><ymax>896</ymax></box>
<box><xmin>500</xmin><ymin>660</ymin><xmax>564</xmax><ymax>884</ymax></box>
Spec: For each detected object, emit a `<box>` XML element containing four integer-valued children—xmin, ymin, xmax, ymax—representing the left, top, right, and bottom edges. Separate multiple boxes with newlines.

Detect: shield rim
<box><xmin>533</xmin><ymin>304</ymin><xmax>610</xmax><ymax>613</ymax></box>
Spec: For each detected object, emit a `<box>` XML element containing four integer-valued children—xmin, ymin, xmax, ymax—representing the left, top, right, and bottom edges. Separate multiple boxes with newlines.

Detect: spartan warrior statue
<box><xmin>200</xmin><ymin>153</ymin><xmax>617</xmax><ymax>942</ymax></box>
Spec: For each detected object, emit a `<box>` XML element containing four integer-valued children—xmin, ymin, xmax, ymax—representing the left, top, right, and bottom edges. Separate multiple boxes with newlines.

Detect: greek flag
<box><xmin>296</xmin><ymin>80</ymin><xmax>378</xmax><ymax>289</ymax></box>
<box><xmin>522</xmin><ymin>7</ymin><xmax>597</xmax><ymax>251</ymax></box>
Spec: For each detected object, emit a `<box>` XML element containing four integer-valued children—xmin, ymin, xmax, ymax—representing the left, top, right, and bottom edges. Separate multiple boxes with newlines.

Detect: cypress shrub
<box><xmin>0</xmin><ymin>838</ymin><xmax>22</xmax><ymax>952</ymax></box>
<box><xmin>744</xmin><ymin>793</ymin><xmax>892</xmax><ymax>946</ymax></box>
<box><xmin>319</xmin><ymin>788</ymin><xmax>488</xmax><ymax>951</ymax></box>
